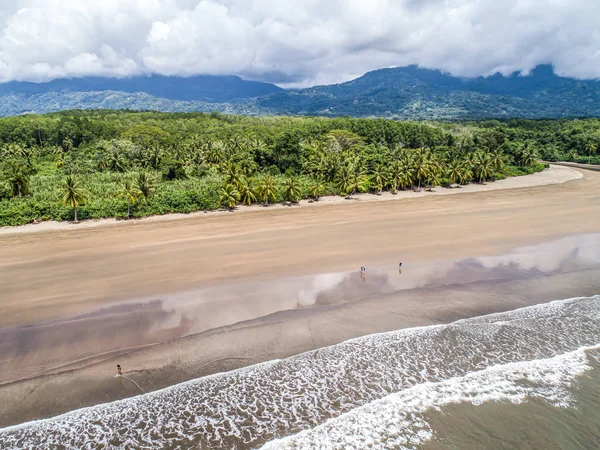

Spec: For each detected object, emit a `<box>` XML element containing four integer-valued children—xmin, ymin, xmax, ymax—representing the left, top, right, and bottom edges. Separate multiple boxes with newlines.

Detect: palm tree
<box><xmin>283</xmin><ymin>177</ymin><xmax>302</xmax><ymax>203</ymax></box>
<box><xmin>412</xmin><ymin>150</ymin><xmax>430</xmax><ymax>190</ymax></box>
<box><xmin>227</xmin><ymin>135</ymin><xmax>245</xmax><ymax>154</ymax></box>
<box><xmin>219</xmin><ymin>184</ymin><xmax>240</xmax><ymax>210</ymax></box>
<box><xmin>387</xmin><ymin>161</ymin><xmax>401</xmax><ymax>194</ymax></box>
<box><xmin>148</xmin><ymin>145</ymin><xmax>163</xmax><ymax>170</ymax></box>
<box><xmin>224</xmin><ymin>161</ymin><xmax>243</xmax><ymax>188</ymax></box>
<box><xmin>426</xmin><ymin>170</ymin><xmax>442</xmax><ymax>191</ymax></box>
<box><xmin>134</xmin><ymin>172</ymin><xmax>155</xmax><ymax>201</ymax></box>
<box><xmin>428</xmin><ymin>157</ymin><xmax>443</xmax><ymax>186</ymax></box>
<box><xmin>257</xmin><ymin>175</ymin><xmax>278</xmax><ymax>206</ymax></box>
<box><xmin>446</xmin><ymin>159</ymin><xmax>464</xmax><ymax>186</ymax></box>
<box><xmin>337</xmin><ymin>164</ymin><xmax>368</xmax><ymax>198</ymax></box>
<box><xmin>489</xmin><ymin>149</ymin><xmax>505</xmax><ymax>171</ymax></box>
<box><xmin>474</xmin><ymin>155</ymin><xmax>494</xmax><ymax>183</ymax></box>
<box><xmin>249</xmin><ymin>138</ymin><xmax>267</xmax><ymax>154</ymax></box>
<box><xmin>336</xmin><ymin>164</ymin><xmax>352</xmax><ymax>197</ymax></box>
<box><xmin>459</xmin><ymin>159</ymin><xmax>474</xmax><ymax>184</ymax></box>
<box><xmin>205</xmin><ymin>141</ymin><xmax>225</xmax><ymax>165</ymax></box>
<box><xmin>310</xmin><ymin>175</ymin><xmax>326</xmax><ymax>201</ymax></box>
<box><xmin>388</xmin><ymin>160</ymin><xmax>411</xmax><ymax>193</ymax></box>
<box><xmin>3</xmin><ymin>143</ymin><xmax>34</xmax><ymax>166</ymax></box>
<box><xmin>96</xmin><ymin>151</ymin><xmax>109</xmax><ymax>172</ymax></box>
<box><xmin>371</xmin><ymin>164</ymin><xmax>387</xmax><ymax>194</ymax></box>
<box><xmin>60</xmin><ymin>175</ymin><xmax>87</xmax><ymax>223</ymax></box>
<box><xmin>108</xmin><ymin>149</ymin><xmax>128</xmax><ymax>172</ymax></box>
<box><xmin>3</xmin><ymin>160</ymin><xmax>30</xmax><ymax>198</ymax></box>
<box><xmin>586</xmin><ymin>142</ymin><xmax>597</xmax><ymax>164</ymax></box>
<box><xmin>321</xmin><ymin>153</ymin><xmax>341</xmax><ymax>182</ymax></box>
<box><xmin>518</xmin><ymin>142</ymin><xmax>538</xmax><ymax>166</ymax></box>
<box><xmin>239</xmin><ymin>180</ymin><xmax>257</xmax><ymax>206</ymax></box>
<box><xmin>463</xmin><ymin>152</ymin><xmax>477</xmax><ymax>172</ymax></box>
<box><xmin>119</xmin><ymin>179</ymin><xmax>139</xmax><ymax>219</ymax></box>
<box><xmin>303</xmin><ymin>152</ymin><xmax>323</xmax><ymax>177</ymax></box>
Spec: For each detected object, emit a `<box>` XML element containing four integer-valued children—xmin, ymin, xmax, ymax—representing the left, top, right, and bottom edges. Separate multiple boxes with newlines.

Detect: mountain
<box><xmin>2</xmin><ymin>65</ymin><xmax>600</xmax><ymax>120</ymax></box>
<box><xmin>0</xmin><ymin>74</ymin><xmax>283</xmax><ymax>102</ymax></box>
<box><xmin>258</xmin><ymin>65</ymin><xmax>600</xmax><ymax>120</ymax></box>
<box><xmin>0</xmin><ymin>75</ymin><xmax>282</xmax><ymax>116</ymax></box>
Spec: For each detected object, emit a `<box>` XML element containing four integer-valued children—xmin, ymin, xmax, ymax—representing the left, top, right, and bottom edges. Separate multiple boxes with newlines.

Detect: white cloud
<box><xmin>0</xmin><ymin>0</ymin><xmax>599</xmax><ymax>87</ymax></box>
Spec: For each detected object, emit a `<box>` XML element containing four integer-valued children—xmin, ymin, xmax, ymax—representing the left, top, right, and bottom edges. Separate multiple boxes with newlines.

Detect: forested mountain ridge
<box><xmin>0</xmin><ymin>75</ymin><xmax>282</xmax><ymax>102</ymax></box>
<box><xmin>2</xmin><ymin>66</ymin><xmax>600</xmax><ymax>120</ymax></box>
<box><xmin>0</xmin><ymin>75</ymin><xmax>280</xmax><ymax>117</ymax></box>
<box><xmin>259</xmin><ymin>65</ymin><xmax>600</xmax><ymax>119</ymax></box>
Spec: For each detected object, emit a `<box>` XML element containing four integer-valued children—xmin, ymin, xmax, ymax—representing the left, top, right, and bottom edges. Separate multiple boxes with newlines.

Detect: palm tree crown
<box><xmin>239</xmin><ymin>180</ymin><xmax>257</xmax><ymax>206</ymax></box>
<box><xmin>219</xmin><ymin>184</ymin><xmax>240</xmax><ymax>209</ymax></box>
<box><xmin>134</xmin><ymin>172</ymin><xmax>155</xmax><ymax>201</ymax></box>
<box><xmin>283</xmin><ymin>177</ymin><xmax>302</xmax><ymax>203</ymax></box>
<box><xmin>257</xmin><ymin>175</ymin><xmax>278</xmax><ymax>206</ymax></box>
<box><xmin>4</xmin><ymin>160</ymin><xmax>30</xmax><ymax>198</ymax></box>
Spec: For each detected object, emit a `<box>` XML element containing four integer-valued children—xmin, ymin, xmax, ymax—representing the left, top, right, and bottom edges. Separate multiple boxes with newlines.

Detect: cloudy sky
<box><xmin>0</xmin><ymin>0</ymin><xmax>598</xmax><ymax>87</ymax></box>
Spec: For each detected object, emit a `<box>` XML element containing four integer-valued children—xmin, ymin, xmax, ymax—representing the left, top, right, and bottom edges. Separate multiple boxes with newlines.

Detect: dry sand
<box><xmin>0</xmin><ymin>165</ymin><xmax>599</xmax><ymax>427</ymax></box>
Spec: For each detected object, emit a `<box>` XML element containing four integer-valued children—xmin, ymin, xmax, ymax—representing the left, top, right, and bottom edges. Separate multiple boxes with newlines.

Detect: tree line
<box><xmin>0</xmin><ymin>111</ymin><xmax>578</xmax><ymax>226</ymax></box>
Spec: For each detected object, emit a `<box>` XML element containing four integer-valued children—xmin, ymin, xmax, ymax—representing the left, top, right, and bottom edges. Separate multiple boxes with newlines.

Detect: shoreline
<box><xmin>0</xmin><ymin>165</ymin><xmax>580</xmax><ymax>237</ymax></box>
<box><xmin>1</xmin><ymin>250</ymin><xmax>599</xmax><ymax>427</ymax></box>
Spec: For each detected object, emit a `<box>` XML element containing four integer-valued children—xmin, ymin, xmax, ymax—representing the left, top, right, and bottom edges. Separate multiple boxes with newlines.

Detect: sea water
<box><xmin>1</xmin><ymin>295</ymin><xmax>599</xmax><ymax>449</ymax></box>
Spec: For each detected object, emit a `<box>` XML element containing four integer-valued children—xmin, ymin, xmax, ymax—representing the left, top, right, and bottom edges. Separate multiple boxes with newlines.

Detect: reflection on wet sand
<box><xmin>1</xmin><ymin>234</ymin><xmax>599</xmax><ymax>388</ymax></box>
<box><xmin>0</xmin><ymin>234</ymin><xmax>599</xmax><ymax>427</ymax></box>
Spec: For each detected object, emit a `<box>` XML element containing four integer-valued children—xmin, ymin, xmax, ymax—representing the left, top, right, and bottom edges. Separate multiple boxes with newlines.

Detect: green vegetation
<box><xmin>3</xmin><ymin>110</ymin><xmax>593</xmax><ymax>227</ymax></box>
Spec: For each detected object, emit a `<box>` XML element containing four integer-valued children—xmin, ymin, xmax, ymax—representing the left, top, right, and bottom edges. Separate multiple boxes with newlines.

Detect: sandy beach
<box><xmin>0</xmin><ymin>165</ymin><xmax>588</xmax><ymax>327</ymax></box>
<box><xmin>0</xmin><ymin>165</ymin><xmax>599</xmax><ymax>427</ymax></box>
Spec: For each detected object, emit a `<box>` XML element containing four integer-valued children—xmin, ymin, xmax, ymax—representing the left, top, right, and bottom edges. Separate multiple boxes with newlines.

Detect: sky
<box><xmin>0</xmin><ymin>0</ymin><xmax>599</xmax><ymax>87</ymax></box>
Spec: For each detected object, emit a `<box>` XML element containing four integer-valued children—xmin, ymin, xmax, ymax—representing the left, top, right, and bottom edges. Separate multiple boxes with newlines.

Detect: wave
<box><xmin>262</xmin><ymin>344</ymin><xmax>600</xmax><ymax>449</ymax></box>
<box><xmin>1</xmin><ymin>295</ymin><xmax>599</xmax><ymax>449</ymax></box>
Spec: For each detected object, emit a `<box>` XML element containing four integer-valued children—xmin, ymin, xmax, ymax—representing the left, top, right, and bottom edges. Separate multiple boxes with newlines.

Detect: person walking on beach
<box><xmin>117</xmin><ymin>364</ymin><xmax>123</xmax><ymax>376</ymax></box>
<box><xmin>399</xmin><ymin>262</ymin><xmax>402</xmax><ymax>268</ymax></box>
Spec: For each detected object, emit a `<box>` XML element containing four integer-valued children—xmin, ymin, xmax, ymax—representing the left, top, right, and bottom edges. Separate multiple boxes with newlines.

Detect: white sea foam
<box><xmin>1</xmin><ymin>295</ymin><xmax>599</xmax><ymax>449</ymax></box>
<box><xmin>263</xmin><ymin>344</ymin><xmax>600</xmax><ymax>450</ymax></box>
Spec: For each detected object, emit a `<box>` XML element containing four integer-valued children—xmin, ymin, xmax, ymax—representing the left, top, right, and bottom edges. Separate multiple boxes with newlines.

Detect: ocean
<box><xmin>1</xmin><ymin>294</ymin><xmax>599</xmax><ymax>449</ymax></box>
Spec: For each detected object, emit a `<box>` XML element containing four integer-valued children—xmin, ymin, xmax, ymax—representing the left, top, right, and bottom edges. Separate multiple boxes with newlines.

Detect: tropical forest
<box><xmin>0</xmin><ymin>110</ymin><xmax>598</xmax><ymax>227</ymax></box>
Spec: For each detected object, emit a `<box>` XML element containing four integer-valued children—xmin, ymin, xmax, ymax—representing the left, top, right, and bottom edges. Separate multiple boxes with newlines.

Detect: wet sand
<box><xmin>1</xmin><ymin>252</ymin><xmax>599</xmax><ymax>427</ymax></box>
<box><xmin>0</xmin><ymin>166</ymin><xmax>599</xmax><ymax>427</ymax></box>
